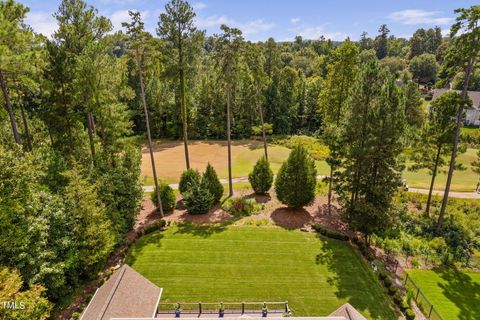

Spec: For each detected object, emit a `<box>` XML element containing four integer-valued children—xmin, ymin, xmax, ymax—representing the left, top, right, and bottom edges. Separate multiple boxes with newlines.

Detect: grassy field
<box><xmin>141</xmin><ymin>140</ymin><xmax>329</xmax><ymax>185</ymax></box>
<box><xmin>407</xmin><ymin>269</ymin><xmax>480</xmax><ymax>320</ymax></box>
<box><xmin>126</xmin><ymin>224</ymin><xmax>396</xmax><ymax>319</ymax></box>
<box><xmin>141</xmin><ymin>140</ymin><xmax>478</xmax><ymax>192</ymax></box>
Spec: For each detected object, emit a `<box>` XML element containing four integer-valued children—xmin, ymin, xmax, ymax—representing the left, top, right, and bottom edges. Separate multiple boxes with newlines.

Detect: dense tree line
<box><xmin>1</xmin><ymin>0</ymin><xmax>478</xmax><ymax>315</ymax></box>
<box><xmin>0</xmin><ymin>0</ymin><xmax>142</xmax><ymax>317</ymax></box>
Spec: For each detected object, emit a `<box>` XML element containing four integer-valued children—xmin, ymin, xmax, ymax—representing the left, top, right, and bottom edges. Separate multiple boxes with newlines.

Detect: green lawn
<box><xmin>403</xmin><ymin>148</ymin><xmax>479</xmax><ymax>192</ymax></box>
<box><xmin>407</xmin><ymin>269</ymin><xmax>480</xmax><ymax>320</ymax></box>
<box><xmin>126</xmin><ymin>225</ymin><xmax>396</xmax><ymax>319</ymax></box>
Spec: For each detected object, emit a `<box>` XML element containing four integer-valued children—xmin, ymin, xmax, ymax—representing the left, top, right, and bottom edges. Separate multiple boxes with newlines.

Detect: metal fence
<box><xmin>404</xmin><ymin>273</ymin><xmax>443</xmax><ymax>320</ymax></box>
<box><xmin>157</xmin><ymin>301</ymin><xmax>290</xmax><ymax>316</ymax></box>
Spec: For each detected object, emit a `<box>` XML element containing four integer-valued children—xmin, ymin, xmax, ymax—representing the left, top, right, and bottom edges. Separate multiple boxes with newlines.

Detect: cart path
<box><xmin>143</xmin><ymin>176</ymin><xmax>480</xmax><ymax>199</ymax></box>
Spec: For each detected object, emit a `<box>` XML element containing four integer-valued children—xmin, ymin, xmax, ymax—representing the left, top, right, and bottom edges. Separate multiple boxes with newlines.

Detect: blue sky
<box><xmin>22</xmin><ymin>0</ymin><xmax>478</xmax><ymax>41</ymax></box>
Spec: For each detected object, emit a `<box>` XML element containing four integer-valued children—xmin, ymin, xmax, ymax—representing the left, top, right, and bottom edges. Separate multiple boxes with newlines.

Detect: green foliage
<box><xmin>183</xmin><ymin>179</ymin><xmax>214</xmax><ymax>214</ymax></box>
<box><xmin>337</xmin><ymin>59</ymin><xmax>406</xmax><ymax>238</ymax></box>
<box><xmin>312</xmin><ymin>224</ymin><xmax>349</xmax><ymax>241</ymax></box>
<box><xmin>403</xmin><ymin>81</ymin><xmax>424</xmax><ymax>127</ymax></box>
<box><xmin>0</xmin><ymin>266</ymin><xmax>52</xmax><ymax>320</ymax></box>
<box><xmin>274</xmin><ymin>135</ymin><xmax>329</xmax><ymax>160</ymax></box>
<box><xmin>179</xmin><ymin>168</ymin><xmax>201</xmax><ymax>195</ymax></box>
<box><xmin>151</xmin><ymin>182</ymin><xmax>176</xmax><ymax>213</ymax></box>
<box><xmin>275</xmin><ymin>145</ymin><xmax>317</xmax><ymax>208</ymax></box>
<box><xmin>405</xmin><ymin>308</ymin><xmax>415</xmax><ymax>320</ymax></box>
<box><xmin>408</xmin><ymin>53</ymin><xmax>438</xmax><ymax>84</ymax></box>
<box><xmin>143</xmin><ymin>220</ymin><xmax>167</xmax><ymax>235</ymax></box>
<box><xmin>251</xmin><ymin>123</ymin><xmax>273</xmax><ymax>136</ymax></box>
<box><xmin>63</xmin><ymin>167</ymin><xmax>115</xmax><ymax>276</ymax></box>
<box><xmin>202</xmin><ymin>163</ymin><xmax>224</xmax><ymax>203</ymax></box>
<box><xmin>248</xmin><ymin>156</ymin><xmax>273</xmax><ymax>194</ymax></box>
<box><xmin>222</xmin><ymin>197</ymin><xmax>261</xmax><ymax>216</ymax></box>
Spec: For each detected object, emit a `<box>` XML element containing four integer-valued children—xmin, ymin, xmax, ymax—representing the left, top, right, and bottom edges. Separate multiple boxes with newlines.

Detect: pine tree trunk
<box><xmin>258</xmin><ymin>101</ymin><xmax>268</xmax><ymax>160</ymax></box>
<box><xmin>0</xmin><ymin>68</ymin><xmax>20</xmax><ymax>144</ymax></box>
<box><xmin>227</xmin><ymin>88</ymin><xmax>233</xmax><ymax>197</ymax></box>
<box><xmin>179</xmin><ymin>42</ymin><xmax>190</xmax><ymax>169</ymax></box>
<box><xmin>437</xmin><ymin>59</ymin><xmax>475</xmax><ymax>230</ymax></box>
<box><xmin>136</xmin><ymin>49</ymin><xmax>164</xmax><ymax>217</ymax></box>
<box><xmin>426</xmin><ymin>145</ymin><xmax>442</xmax><ymax>216</ymax></box>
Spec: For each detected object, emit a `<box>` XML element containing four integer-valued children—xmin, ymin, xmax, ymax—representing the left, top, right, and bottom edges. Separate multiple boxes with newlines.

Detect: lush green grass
<box><xmin>127</xmin><ymin>225</ymin><xmax>396</xmax><ymax>319</ymax></box>
<box><xmin>407</xmin><ymin>269</ymin><xmax>480</xmax><ymax>320</ymax></box>
<box><xmin>403</xmin><ymin>148</ymin><xmax>479</xmax><ymax>192</ymax></box>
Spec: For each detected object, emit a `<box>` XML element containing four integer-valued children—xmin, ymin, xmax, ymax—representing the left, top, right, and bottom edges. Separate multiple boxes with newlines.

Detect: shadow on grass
<box><xmin>432</xmin><ymin>268</ymin><xmax>480</xmax><ymax>320</ymax></box>
<box><xmin>125</xmin><ymin>231</ymin><xmax>165</xmax><ymax>266</ymax></box>
<box><xmin>313</xmin><ymin>236</ymin><xmax>397</xmax><ymax>320</ymax></box>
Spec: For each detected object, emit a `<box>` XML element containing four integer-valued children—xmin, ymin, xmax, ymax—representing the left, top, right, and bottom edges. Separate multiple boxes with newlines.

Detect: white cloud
<box><xmin>290</xmin><ymin>17</ymin><xmax>301</xmax><ymax>25</ymax></box>
<box><xmin>389</xmin><ymin>9</ymin><xmax>453</xmax><ymax>25</ymax></box>
<box><xmin>195</xmin><ymin>15</ymin><xmax>234</xmax><ymax>28</ymax></box>
<box><xmin>290</xmin><ymin>25</ymin><xmax>347</xmax><ymax>41</ymax></box>
<box><xmin>195</xmin><ymin>15</ymin><xmax>274</xmax><ymax>37</ymax></box>
<box><xmin>192</xmin><ymin>2</ymin><xmax>207</xmax><ymax>10</ymax></box>
<box><xmin>240</xmin><ymin>19</ymin><xmax>274</xmax><ymax>36</ymax></box>
<box><xmin>25</xmin><ymin>12</ymin><xmax>57</xmax><ymax>38</ymax></box>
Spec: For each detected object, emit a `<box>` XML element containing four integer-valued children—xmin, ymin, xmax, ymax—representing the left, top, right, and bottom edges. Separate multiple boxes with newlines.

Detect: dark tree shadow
<box><xmin>433</xmin><ymin>268</ymin><xmax>480</xmax><ymax>320</ymax></box>
<box><xmin>125</xmin><ymin>231</ymin><xmax>165</xmax><ymax>266</ymax></box>
<box><xmin>313</xmin><ymin>237</ymin><xmax>397</xmax><ymax>319</ymax></box>
<box><xmin>270</xmin><ymin>207</ymin><xmax>312</xmax><ymax>229</ymax></box>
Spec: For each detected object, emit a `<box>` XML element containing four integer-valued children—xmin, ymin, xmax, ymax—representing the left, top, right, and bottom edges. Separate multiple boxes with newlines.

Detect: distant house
<box><xmin>431</xmin><ymin>88</ymin><xmax>480</xmax><ymax>126</ymax></box>
<box><xmin>81</xmin><ymin>264</ymin><xmax>367</xmax><ymax>320</ymax></box>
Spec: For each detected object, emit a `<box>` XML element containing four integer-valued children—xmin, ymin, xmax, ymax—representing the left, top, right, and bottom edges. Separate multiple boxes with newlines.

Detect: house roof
<box><xmin>328</xmin><ymin>303</ymin><xmax>367</xmax><ymax>320</ymax></box>
<box><xmin>432</xmin><ymin>88</ymin><xmax>480</xmax><ymax>110</ymax></box>
<box><xmin>81</xmin><ymin>264</ymin><xmax>162</xmax><ymax>320</ymax></box>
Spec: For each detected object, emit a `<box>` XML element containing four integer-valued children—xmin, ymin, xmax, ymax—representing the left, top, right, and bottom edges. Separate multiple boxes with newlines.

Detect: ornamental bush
<box><xmin>151</xmin><ymin>182</ymin><xmax>176</xmax><ymax>212</ymax></box>
<box><xmin>248</xmin><ymin>156</ymin><xmax>273</xmax><ymax>194</ymax></box>
<box><xmin>179</xmin><ymin>168</ymin><xmax>201</xmax><ymax>195</ymax></box>
<box><xmin>202</xmin><ymin>163</ymin><xmax>224</xmax><ymax>203</ymax></box>
<box><xmin>183</xmin><ymin>179</ymin><xmax>214</xmax><ymax>215</ymax></box>
<box><xmin>222</xmin><ymin>197</ymin><xmax>261</xmax><ymax>216</ymax></box>
<box><xmin>274</xmin><ymin>145</ymin><xmax>317</xmax><ymax>208</ymax></box>
<box><xmin>405</xmin><ymin>308</ymin><xmax>415</xmax><ymax>320</ymax></box>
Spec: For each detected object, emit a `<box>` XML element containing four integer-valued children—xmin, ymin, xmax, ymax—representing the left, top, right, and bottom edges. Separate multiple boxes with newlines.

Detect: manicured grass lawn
<box><xmin>142</xmin><ymin>140</ymin><xmax>478</xmax><ymax>192</ymax></box>
<box><xmin>126</xmin><ymin>225</ymin><xmax>396</xmax><ymax>319</ymax></box>
<box><xmin>402</xmin><ymin>148</ymin><xmax>479</xmax><ymax>192</ymax></box>
<box><xmin>407</xmin><ymin>269</ymin><xmax>480</xmax><ymax>320</ymax></box>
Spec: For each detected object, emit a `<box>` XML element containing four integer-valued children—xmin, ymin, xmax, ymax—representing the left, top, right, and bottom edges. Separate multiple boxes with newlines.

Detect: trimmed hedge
<box><xmin>275</xmin><ymin>145</ymin><xmax>317</xmax><ymax>208</ymax></box>
<box><xmin>150</xmin><ymin>182</ymin><xmax>176</xmax><ymax>212</ymax></box>
<box><xmin>312</xmin><ymin>224</ymin><xmax>349</xmax><ymax>241</ymax></box>
<box><xmin>248</xmin><ymin>156</ymin><xmax>274</xmax><ymax>194</ymax></box>
<box><xmin>184</xmin><ymin>179</ymin><xmax>214</xmax><ymax>214</ymax></box>
<box><xmin>179</xmin><ymin>168</ymin><xmax>201</xmax><ymax>195</ymax></box>
<box><xmin>203</xmin><ymin>163</ymin><xmax>224</xmax><ymax>203</ymax></box>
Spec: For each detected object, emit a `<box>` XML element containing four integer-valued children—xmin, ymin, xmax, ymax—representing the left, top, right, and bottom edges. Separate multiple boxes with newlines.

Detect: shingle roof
<box><xmin>81</xmin><ymin>264</ymin><xmax>162</xmax><ymax>320</ymax></box>
<box><xmin>432</xmin><ymin>88</ymin><xmax>480</xmax><ymax>110</ymax></box>
<box><xmin>328</xmin><ymin>303</ymin><xmax>367</xmax><ymax>320</ymax></box>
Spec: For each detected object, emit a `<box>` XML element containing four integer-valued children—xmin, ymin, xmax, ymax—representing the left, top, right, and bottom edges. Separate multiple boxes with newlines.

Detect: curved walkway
<box><xmin>143</xmin><ymin>176</ymin><xmax>480</xmax><ymax>199</ymax></box>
